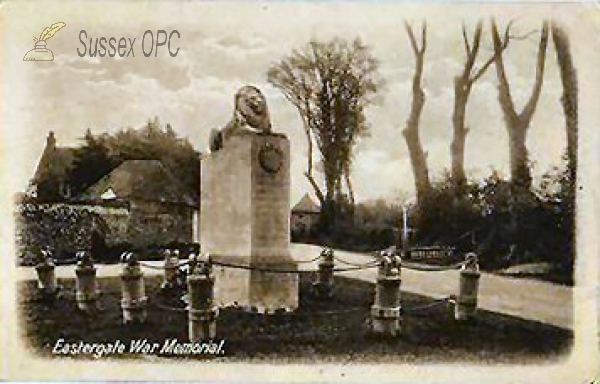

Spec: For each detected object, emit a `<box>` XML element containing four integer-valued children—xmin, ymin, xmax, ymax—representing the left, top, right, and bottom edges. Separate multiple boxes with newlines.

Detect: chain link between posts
<box><xmin>137</xmin><ymin>260</ymin><xmax>190</xmax><ymax>270</ymax></box>
<box><xmin>30</xmin><ymin>247</ymin><xmax>478</xmax><ymax>337</ymax></box>
<box><xmin>402</xmin><ymin>296</ymin><xmax>453</xmax><ymax>313</ymax></box>
<box><xmin>332</xmin><ymin>254</ymin><xmax>379</xmax><ymax>268</ymax></box>
<box><xmin>294</xmin><ymin>255</ymin><xmax>322</xmax><ymax>264</ymax></box>
<box><xmin>46</xmin><ymin>251</ymin><xmax>466</xmax><ymax>273</ymax></box>
<box><xmin>137</xmin><ymin>254</ymin><xmax>466</xmax><ymax>274</ymax></box>
<box><xmin>210</xmin><ymin>260</ymin><xmax>378</xmax><ymax>274</ymax></box>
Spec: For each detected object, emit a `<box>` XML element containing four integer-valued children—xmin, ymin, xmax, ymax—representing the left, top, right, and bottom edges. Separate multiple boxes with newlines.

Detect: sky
<box><xmin>2</xmin><ymin>2</ymin><xmax>597</xmax><ymax>205</ymax></box>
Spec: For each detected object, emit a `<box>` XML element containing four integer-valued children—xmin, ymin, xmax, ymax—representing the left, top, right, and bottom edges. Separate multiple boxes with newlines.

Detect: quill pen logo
<box><xmin>23</xmin><ymin>22</ymin><xmax>66</xmax><ymax>61</ymax></box>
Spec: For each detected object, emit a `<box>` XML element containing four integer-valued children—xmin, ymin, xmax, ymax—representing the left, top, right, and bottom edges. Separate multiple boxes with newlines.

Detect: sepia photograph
<box><xmin>0</xmin><ymin>1</ymin><xmax>598</xmax><ymax>382</ymax></box>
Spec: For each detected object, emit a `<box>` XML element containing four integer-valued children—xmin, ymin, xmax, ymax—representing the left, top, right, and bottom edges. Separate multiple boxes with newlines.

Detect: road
<box><xmin>292</xmin><ymin>244</ymin><xmax>572</xmax><ymax>330</ymax></box>
<box><xmin>16</xmin><ymin>243</ymin><xmax>572</xmax><ymax>330</ymax></box>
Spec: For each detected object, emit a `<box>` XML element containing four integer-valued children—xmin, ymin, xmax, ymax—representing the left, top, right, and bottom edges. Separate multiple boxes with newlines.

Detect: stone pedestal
<box><xmin>200</xmin><ymin>132</ymin><xmax>298</xmax><ymax>311</ymax></box>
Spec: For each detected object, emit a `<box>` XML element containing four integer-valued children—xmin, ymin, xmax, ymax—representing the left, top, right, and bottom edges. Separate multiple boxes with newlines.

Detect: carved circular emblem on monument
<box><xmin>259</xmin><ymin>142</ymin><xmax>283</xmax><ymax>174</ymax></box>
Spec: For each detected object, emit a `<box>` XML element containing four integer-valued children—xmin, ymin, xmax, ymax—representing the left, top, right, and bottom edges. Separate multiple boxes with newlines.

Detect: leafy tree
<box><xmin>268</xmin><ymin>38</ymin><xmax>381</xmax><ymax>230</ymax></box>
<box><xmin>108</xmin><ymin>118</ymin><xmax>200</xmax><ymax>202</ymax></box>
<box><xmin>68</xmin><ymin>118</ymin><xmax>201</xmax><ymax>201</ymax></box>
<box><xmin>69</xmin><ymin>129</ymin><xmax>117</xmax><ymax>196</ymax></box>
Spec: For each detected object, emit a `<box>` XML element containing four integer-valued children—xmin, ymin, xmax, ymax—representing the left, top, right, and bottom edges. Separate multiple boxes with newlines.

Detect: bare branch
<box><xmin>462</xmin><ymin>20</ymin><xmax>483</xmax><ymax>80</ymax></box>
<box><xmin>404</xmin><ymin>21</ymin><xmax>419</xmax><ymax>55</ymax></box>
<box><xmin>520</xmin><ymin>21</ymin><xmax>549</xmax><ymax>123</ymax></box>
<box><xmin>304</xmin><ymin>172</ymin><xmax>325</xmax><ymax>205</ymax></box>
<box><xmin>504</xmin><ymin>20</ymin><xmax>515</xmax><ymax>45</ymax></box>
<box><xmin>470</xmin><ymin>55</ymin><xmax>495</xmax><ymax>84</ymax></box>
<box><xmin>470</xmin><ymin>22</ymin><xmax>507</xmax><ymax>84</ymax></box>
<box><xmin>471</xmin><ymin>21</ymin><xmax>483</xmax><ymax>56</ymax></box>
<box><xmin>491</xmin><ymin>18</ymin><xmax>518</xmax><ymax>121</ymax></box>
<box><xmin>470</xmin><ymin>19</ymin><xmax>529</xmax><ymax>84</ymax></box>
<box><xmin>420</xmin><ymin>21</ymin><xmax>427</xmax><ymax>54</ymax></box>
<box><xmin>508</xmin><ymin>29</ymin><xmax>538</xmax><ymax>42</ymax></box>
<box><xmin>462</xmin><ymin>23</ymin><xmax>471</xmax><ymax>56</ymax></box>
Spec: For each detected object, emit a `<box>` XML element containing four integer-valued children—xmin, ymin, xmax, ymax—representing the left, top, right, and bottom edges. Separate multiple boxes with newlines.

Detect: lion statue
<box><xmin>210</xmin><ymin>85</ymin><xmax>272</xmax><ymax>152</ymax></box>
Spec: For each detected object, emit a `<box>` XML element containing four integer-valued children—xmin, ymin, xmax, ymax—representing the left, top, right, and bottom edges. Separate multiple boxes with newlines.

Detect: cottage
<box><xmin>80</xmin><ymin>159</ymin><xmax>197</xmax><ymax>247</ymax></box>
<box><xmin>29</xmin><ymin>131</ymin><xmax>76</xmax><ymax>200</ymax></box>
<box><xmin>291</xmin><ymin>193</ymin><xmax>320</xmax><ymax>236</ymax></box>
<box><xmin>27</xmin><ymin>132</ymin><xmax>198</xmax><ymax>249</ymax></box>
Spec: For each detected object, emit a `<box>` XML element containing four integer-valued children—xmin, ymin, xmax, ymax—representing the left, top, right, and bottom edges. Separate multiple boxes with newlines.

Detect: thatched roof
<box><xmin>292</xmin><ymin>193</ymin><xmax>320</xmax><ymax>214</ymax></box>
<box><xmin>82</xmin><ymin>159</ymin><xmax>196</xmax><ymax>207</ymax></box>
<box><xmin>32</xmin><ymin>132</ymin><xmax>75</xmax><ymax>183</ymax></box>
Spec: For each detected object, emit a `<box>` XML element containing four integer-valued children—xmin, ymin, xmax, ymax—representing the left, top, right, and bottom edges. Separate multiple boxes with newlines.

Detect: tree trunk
<box><xmin>551</xmin><ymin>23</ymin><xmax>578</xmax><ymax>179</ymax></box>
<box><xmin>403</xmin><ymin>21</ymin><xmax>431</xmax><ymax>206</ymax></box>
<box><xmin>344</xmin><ymin>171</ymin><xmax>355</xmax><ymax>218</ymax></box>
<box><xmin>319</xmin><ymin>164</ymin><xmax>338</xmax><ymax>232</ymax></box>
<box><xmin>451</xmin><ymin>21</ymin><xmax>508</xmax><ymax>190</ymax></box>
<box><xmin>320</xmin><ymin>199</ymin><xmax>336</xmax><ymax>234</ymax></box>
<box><xmin>451</xmin><ymin>78</ymin><xmax>470</xmax><ymax>188</ymax></box>
<box><xmin>403</xmin><ymin>120</ymin><xmax>430</xmax><ymax>205</ymax></box>
<box><xmin>492</xmin><ymin>20</ymin><xmax>549</xmax><ymax>190</ymax></box>
<box><xmin>507</xmin><ymin>123</ymin><xmax>531</xmax><ymax>188</ymax></box>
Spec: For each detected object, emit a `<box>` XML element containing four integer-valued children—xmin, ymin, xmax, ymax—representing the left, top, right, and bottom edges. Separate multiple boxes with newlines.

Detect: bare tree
<box><xmin>268</xmin><ymin>38</ymin><xmax>380</xmax><ymax>229</ymax></box>
<box><xmin>403</xmin><ymin>21</ymin><xmax>431</xmax><ymax>206</ymax></box>
<box><xmin>551</xmin><ymin>22</ymin><xmax>578</xmax><ymax>181</ymax></box>
<box><xmin>451</xmin><ymin>21</ymin><xmax>509</xmax><ymax>189</ymax></box>
<box><xmin>491</xmin><ymin>20</ymin><xmax>549</xmax><ymax>189</ymax></box>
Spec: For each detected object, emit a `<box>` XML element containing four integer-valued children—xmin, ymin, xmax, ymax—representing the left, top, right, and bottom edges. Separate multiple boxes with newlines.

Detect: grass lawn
<box><xmin>18</xmin><ymin>273</ymin><xmax>572</xmax><ymax>363</ymax></box>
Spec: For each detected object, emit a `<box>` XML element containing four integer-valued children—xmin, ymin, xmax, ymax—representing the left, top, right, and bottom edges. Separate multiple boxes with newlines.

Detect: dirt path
<box><xmin>15</xmin><ymin>243</ymin><xmax>572</xmax><ymax>330</ymax></box>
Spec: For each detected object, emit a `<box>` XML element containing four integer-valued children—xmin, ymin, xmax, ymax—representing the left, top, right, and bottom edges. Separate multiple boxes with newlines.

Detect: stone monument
<box><xmin>200</xmin><ymin>86</ymin><xmax>299</xmax><ymax>312</ymax></box>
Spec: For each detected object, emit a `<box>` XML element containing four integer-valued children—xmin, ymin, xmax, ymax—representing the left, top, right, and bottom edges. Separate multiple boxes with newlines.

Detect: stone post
<box><xmin>186</xmin><ymin>251</ymin><xmax>198</xmax><ymax>276</ymax></box>
<box><xmin>75</xmin><ymin>250</ymin><xmax>99</xmax><ymax>312</ymax></box>
<box><xmin>187</xmin><ymin>254</ymin><xmax>218</xmax><ymax>342</ymax></box>
<box><xmin>119</xmin><ymin>252</ymin><xmax>147</xmax><ymax>324</ymax></box>
<box><xmin>312</xmin><ymin>248</ymin><xmax>335</xmax><ymax>298</ymax></box>
<box><xmin>455</xmin><ymin>253</ymin><xmax>481</xmax><ymax>321</ymax></box>
<box><xmin>34</xmin><ymin>249</ymin><xmax>59</xmax><ymax>298</ymax></box>
<box><xmin>161</xmin><ymin>249</ymin><xmax>179</xmax><ymax>291</ymax></box>
<box><xmin>371</xmin><ymin>254</ymin><xmax>402</xmax><ymax>336</ymax></box>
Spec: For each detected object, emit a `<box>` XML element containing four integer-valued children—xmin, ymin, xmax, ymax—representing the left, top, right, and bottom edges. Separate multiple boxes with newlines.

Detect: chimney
<box><xmin>46</xmin><ymin>131</ymin><xmax>56</xmax><ymax>149</ymax></box>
